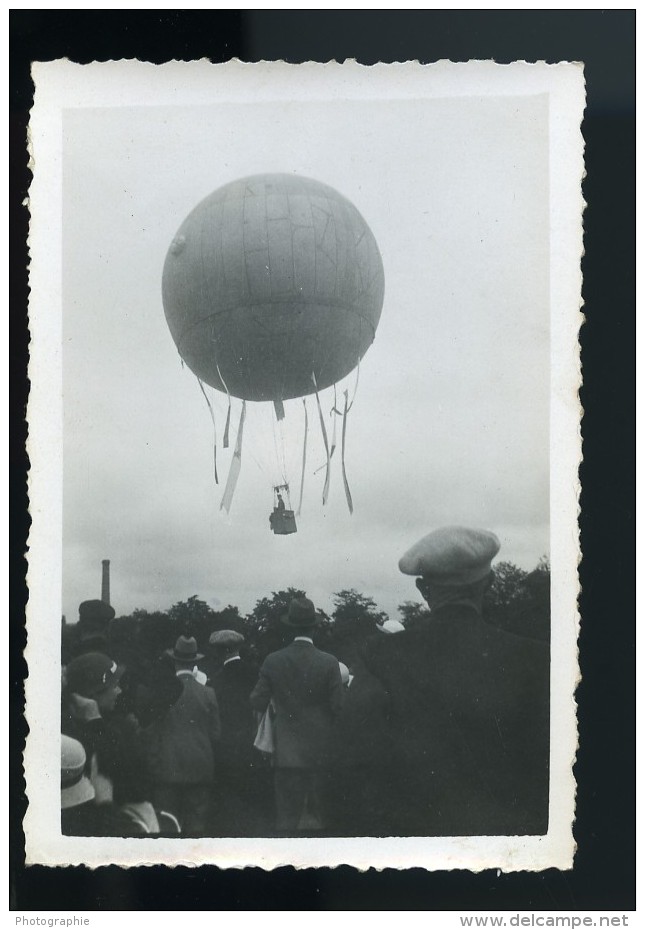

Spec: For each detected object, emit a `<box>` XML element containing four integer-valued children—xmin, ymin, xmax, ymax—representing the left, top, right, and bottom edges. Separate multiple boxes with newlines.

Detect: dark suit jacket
<box><xmin>211</xmin><ymin>658</ymin><xmax>258</xmax><ymax>770</ymax></box>
<box><xmin>250</xmin><ymin>639</ymin><xmax>344</xmax><ymax>769</ymax></box>
<box><xmin>359</xmin><ymin>604</ymin><xmax>550</xmax><ymax>836</ymax></box>
<box><xmin>142</xmin><ymin>674</ymin><xmax>221</xmax><ymax>785</ymax></box>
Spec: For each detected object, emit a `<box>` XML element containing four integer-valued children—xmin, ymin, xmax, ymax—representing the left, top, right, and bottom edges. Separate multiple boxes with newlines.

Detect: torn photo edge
<box><xmin>24</xmin><ymin>58</ymin><xmax>585</xmax><ymax>871</ymax></box>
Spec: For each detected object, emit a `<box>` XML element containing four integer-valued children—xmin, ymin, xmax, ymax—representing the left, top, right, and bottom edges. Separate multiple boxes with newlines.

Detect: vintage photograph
<box><xmin>25</xmin><ymin>59</ymin><xmax>584</xmax><ymax>870</ymax></box>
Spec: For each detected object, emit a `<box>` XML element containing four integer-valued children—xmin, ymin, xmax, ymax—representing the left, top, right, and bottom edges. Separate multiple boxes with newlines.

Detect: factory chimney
<box><xmin>101</xmin><ymin>559</ymin><xmax>111</xmax><ymax>606</ymax></box>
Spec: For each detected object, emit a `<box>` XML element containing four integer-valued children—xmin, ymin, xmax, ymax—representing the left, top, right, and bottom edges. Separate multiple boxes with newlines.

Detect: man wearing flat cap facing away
<box><xmin>250</xmin><ymin>597</ymin><xmax>344</xmax><ymax>834</ymax></box>
<box><xmin>359</xmin><ymin>526</ymin><xmax>549</xmax><ymax>837</ymax></box>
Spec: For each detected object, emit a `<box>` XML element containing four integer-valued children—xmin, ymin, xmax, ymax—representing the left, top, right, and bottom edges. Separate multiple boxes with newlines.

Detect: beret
<box><xmin>209</xmin><ymin>629</ymin><xmax>245</xmax><ymax>647</ymax></box>
<box><xmin>398</xmin><ymin>525</ymin><xmax>500</xmax><ymax>585</ymax></box>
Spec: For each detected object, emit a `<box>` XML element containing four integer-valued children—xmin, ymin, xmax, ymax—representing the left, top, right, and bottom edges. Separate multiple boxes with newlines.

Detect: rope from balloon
<box><xmin>346</xmin><ymin>356</ymin><xmax>361</xmax><ymax>411</ymax></box>
<box><xmin>313</xmin><ymin>390</ymin><xmax>339</xmax><ymax>477</ymax></box>
<box><xmin>330</xmin><ymin>385</ymin><xmax>338</xmax><ymax>459</ymax></box>
<box><xmin>327</xmin><ymin>358</ymin><xmax>361</xmax><ymax>513</ymax></box>
<box><xmin>273</xmin><ymin>399</ymin><xmax>285</xmax><ymax>421</ymax></box>
<box><xmin>215</xmin><ymin>363</ymin><xmax>232</xmax><ymax>449</ymax></box>
<box><xmin>270</xmin><ymin>407</ymin><xmax>287</xmax><ymax>486</ymax></box>
<box><xmin>328</xmin><ymin>357</ymin><xmax>361</xmax><ymax>421</ymax></box>
<box><xmin>220</xmin><ymin>400</ymin><xmax>247</xmax><ymax>513</ymax></box>
<box><xmin>341</xmin><ymin>389</ymin><xmax>354</xmax><ymax>514</ymax></box>
<box><xmin>297</xmin><ymin>398</ymin><xmax>308</xmax><ymax>516</ymax></box>
<box><xmin>277</xmin><ymin>415</ymin><xmax>289</xmax><ymax>485</ymax></box>
<box><xmin>197</xmin><ymin>377</ymin><xmax>219</xmax><ymax>485</ymax></box>
<box><xmin>311</xmin><ymin>372</ymin><xmax>331</xmax><ymax>505</ymax></box>
<box><xmin>353</xmin><ymin>356</ymin><xmax>361</xmax><ymax>403</ymax></box>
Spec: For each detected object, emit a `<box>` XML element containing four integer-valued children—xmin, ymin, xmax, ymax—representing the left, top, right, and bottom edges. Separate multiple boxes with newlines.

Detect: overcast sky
<box><xmin>62</xmin><ymin>92</ymin><xmax>549</xmax><ymax>623</ymax></box>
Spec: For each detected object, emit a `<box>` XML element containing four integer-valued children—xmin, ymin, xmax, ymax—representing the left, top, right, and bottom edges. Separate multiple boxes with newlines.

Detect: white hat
<box><xmin>61</xmin><ymin>735</ymin><xmax>95</xmax><ymax>810</ymax></box>
<box><xmin>377</xmin><ymin>619</ymin><xmax>405</xmax><ymax>635</ymax></box>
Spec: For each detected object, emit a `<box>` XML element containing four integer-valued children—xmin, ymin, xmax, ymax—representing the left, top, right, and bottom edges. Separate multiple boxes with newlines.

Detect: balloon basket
<box><xmin>269</xmin><ymin>509</ymin><xmax>298</xmax><ymax>536</ymax></box>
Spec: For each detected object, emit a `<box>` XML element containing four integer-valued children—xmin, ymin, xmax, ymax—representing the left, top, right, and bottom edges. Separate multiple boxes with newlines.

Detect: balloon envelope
<box><xmin>162</xmin><ymin>174</ymin><xmax>384</xmax><ymax>402</ymax></box>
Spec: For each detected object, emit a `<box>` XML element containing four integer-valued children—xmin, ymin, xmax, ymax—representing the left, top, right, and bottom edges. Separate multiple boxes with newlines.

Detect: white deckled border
<box><xmin>25</xmin><ymin>59</ymin><xmax>584</xmax><ymax>871</ymax></box>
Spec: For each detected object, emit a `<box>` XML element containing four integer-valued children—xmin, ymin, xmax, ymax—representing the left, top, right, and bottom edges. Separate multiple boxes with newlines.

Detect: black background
<box><xmin>10</xmin><ymin>10</ymin><xmax>635</xmax><ymax>912</ymax></box>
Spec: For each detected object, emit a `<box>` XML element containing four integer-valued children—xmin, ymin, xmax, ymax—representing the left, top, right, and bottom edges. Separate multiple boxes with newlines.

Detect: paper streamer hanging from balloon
<box><xmin>311</xmin><ymin>372</ymin><xmax>331</xmax><ymax>505</ymax></box>
<box><xmin>197</xmin><ymin>378</ymin><xmax>218</xmax><ymax>484</ymax></box>
<box><xmin>330</xmin><ymin>385</ymin><xmax>338</xmax><ymax>459</ymax></box>
<box><xmin>341</xmin><ymin>389</ymin><xmax>354</xmax><ymax>514</ymax></box>
<box><xmin>297</xmin><ymin>398</ymin><xmax>308</xmax><ymax>516</ymax></box>
<box><xmin>220</xmin><ymin>401</ymin><xmax>247</xmax><ymax>513</ymax></box>
<box><xmin>215</xmin><ymin>363</ymin><xmax>232</xmax><ymax>449</ymax></box>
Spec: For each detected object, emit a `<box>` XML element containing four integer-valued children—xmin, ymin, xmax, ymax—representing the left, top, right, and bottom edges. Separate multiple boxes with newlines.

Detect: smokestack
<box><xmin>101</xmin><ymin>559</ymin><xmax>111</xmax><ymax>606</ymax></box>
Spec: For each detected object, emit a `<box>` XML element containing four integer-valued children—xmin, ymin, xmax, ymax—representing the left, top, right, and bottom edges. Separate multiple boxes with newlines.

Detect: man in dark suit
<box><xmin>142</xmin><ymin>635</ymin><xmax>221</xmax><ymax>835</ymax></box>
<box><xmin>208</xmin><ymin>630</ymin><xmax>268</xmax><ymax>834</ymax></box>
<box><xmin>357</xmin><ymin>526</ymin><xmax>550</xmax><ymax>837</ymax></box>
<box><xmin>250</xmin><ymin>597</ymin><xmax>344</xmax><ymax>834</ymax></box>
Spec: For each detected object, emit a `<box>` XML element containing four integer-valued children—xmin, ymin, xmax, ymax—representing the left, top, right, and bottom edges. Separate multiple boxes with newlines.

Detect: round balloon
<box><xmin>162</xmin><ymin>174</ymin><xmax>384</xmax><ymax>402</ymax></box>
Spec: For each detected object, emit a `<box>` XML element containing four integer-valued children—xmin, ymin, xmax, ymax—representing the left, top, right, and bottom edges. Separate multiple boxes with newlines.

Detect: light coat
<box><xmin>250</xmin><ymin>639</ymin><xmax>343</xmax><ymax>769</ymax></box>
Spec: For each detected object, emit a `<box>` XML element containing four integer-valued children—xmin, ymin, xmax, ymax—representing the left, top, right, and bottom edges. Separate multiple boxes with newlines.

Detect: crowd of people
<box><xmin>60</xmin><ymin>525</ymin><xmax>550</xmax><ymax>838</ymax></box>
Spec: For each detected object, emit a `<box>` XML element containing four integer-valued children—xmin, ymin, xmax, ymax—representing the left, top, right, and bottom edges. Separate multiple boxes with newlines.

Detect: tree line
<box><xmin>98</xmin><ymin>558</ymin><xmax>549</xmax><ymax>669</ymax></box>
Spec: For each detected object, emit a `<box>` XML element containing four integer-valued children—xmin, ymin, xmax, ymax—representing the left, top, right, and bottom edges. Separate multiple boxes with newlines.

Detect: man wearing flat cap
<box><xmin>357</xmin><ymin>526</ymin><xmax>549</xmax><ymax>837</ymax></box>
<box><xmin>250</xmin><ymin>597</ymin><xmax>344</xmax><ymax>833</ymax></box>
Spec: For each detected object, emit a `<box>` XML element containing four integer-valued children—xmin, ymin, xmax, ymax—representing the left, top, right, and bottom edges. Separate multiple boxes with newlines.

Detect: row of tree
<box><xmin>102</xmin><ymin>559</ymin><xmax>549</xmax><ymax>669</ymax></box>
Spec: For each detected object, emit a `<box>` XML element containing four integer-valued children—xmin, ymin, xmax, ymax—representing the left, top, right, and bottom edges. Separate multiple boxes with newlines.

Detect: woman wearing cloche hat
<box><xmin>62</xmin><ymin>651</ymin><xmax>144</xmax><ymax>809</ymax></box>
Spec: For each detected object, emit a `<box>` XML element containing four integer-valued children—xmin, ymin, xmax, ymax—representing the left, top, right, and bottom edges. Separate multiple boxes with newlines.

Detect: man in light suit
<box><xmin>250</xmin><ymin>597</ymin><xmax>344</xmax><ymax>834</ymax></box>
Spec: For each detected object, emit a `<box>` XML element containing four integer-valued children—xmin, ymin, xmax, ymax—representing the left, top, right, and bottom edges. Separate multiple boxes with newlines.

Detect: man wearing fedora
<box><xmin>142</xmin><ymin>635</ymin><xmax>221</xmax><ymax>835</ymax></box>
<box><xmin>250</xmin><ymin>597</ymin><xmax>344</xmax><ymax>834</ymax></box>
<box><xmin>356</xmin><ymin>526</ymin><xmax>550</xmax><ymax>837</ymax></box>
